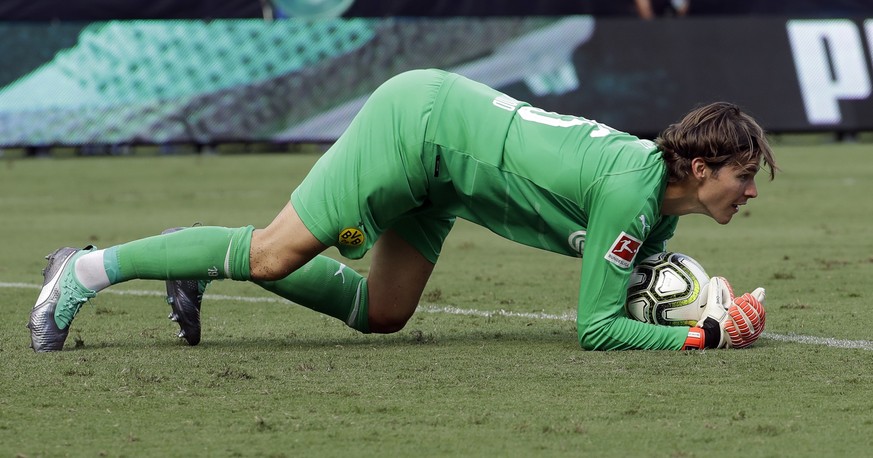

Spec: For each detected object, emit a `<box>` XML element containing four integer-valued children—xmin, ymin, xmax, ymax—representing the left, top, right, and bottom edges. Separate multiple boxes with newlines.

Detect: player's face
<box><xmin>699</xmin><ymin>163</ymin><xmax>759</xmax><ymax>224</ymax></box>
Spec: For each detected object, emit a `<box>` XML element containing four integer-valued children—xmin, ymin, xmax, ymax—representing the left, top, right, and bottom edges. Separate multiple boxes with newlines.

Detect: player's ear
<box><xmin>690</xmin><ymin>157</ymin><xmax>709</xmax><ymax>181</ymax></box>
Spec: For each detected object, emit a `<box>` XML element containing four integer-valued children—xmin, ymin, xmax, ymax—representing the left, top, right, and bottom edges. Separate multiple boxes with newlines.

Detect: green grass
<box><xmin>2</xmin><ymin>144</ymin><xmax>873</xmax><ymax>457</ymax></box>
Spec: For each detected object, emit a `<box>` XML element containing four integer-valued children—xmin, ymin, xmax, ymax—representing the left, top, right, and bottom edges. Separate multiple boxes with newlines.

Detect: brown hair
<box><xmin>656</xmin><ymin>102</ymin><xmax>777</xmax><ymax>183</ymax></box>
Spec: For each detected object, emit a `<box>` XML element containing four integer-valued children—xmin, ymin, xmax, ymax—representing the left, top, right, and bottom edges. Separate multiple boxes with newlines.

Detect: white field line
<box><xmin>5</xmin><ymin>281</ymin><xmax>872</xmax><ymax>351</ymax></box>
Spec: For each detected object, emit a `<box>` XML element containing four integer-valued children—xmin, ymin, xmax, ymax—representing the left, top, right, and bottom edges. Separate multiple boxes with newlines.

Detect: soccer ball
<box><xmin>625</xmin><ymin>252</ymin><xmax>710</xmax><ymax>326</ymax></box>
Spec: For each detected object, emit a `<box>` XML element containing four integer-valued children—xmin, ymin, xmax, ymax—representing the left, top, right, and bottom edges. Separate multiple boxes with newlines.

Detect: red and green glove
<box><xmin>684</xmin><ymin>277</ymin><xmax>766</xmax><ymax>349</ymax></box>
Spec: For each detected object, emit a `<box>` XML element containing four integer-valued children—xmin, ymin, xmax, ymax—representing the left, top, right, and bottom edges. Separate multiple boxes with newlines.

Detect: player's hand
<box><xmin>724</xmin><ymin>288</ymin><xmax>766</xmax><ymax>349</ymax></box>
<box><xmin>685</xmin><ymin>278</ymin><xmax>765</xmax><ymax>350</ymax></box>
<box><xmin>697</xmin><ymin>278</ymin><xmax>765</xmax><ymax>349</ymax></box>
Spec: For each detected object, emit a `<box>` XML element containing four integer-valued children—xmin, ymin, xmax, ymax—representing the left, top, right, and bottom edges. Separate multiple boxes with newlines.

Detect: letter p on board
<box><xmin>787</xmin><ymin>20</ymin><xmax>871</xmax><ymax>124</ymax></box>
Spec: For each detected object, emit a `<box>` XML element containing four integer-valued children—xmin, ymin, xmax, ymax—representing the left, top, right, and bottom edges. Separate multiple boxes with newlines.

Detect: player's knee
<box><xmin>249</xmin><ymin>247</ymin><xmax>295</xmax><ymax>281</ymax></box>
<box><xmin>249</xmin><ymin>218</ymin><xmax>327</xmax><ymax>282</ymax></box>
<box><xmin>367</xmin><ymin>308</ymin><xmax>413</xmax><ymax>334</ymax></box>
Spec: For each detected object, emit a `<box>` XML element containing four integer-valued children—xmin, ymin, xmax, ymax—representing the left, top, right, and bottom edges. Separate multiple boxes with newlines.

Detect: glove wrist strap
<box><xmin>702</xmin><ymin>317</ymin><xmax>722</xmax><ymax>348</ymax></box>
<box><xmin>683</xmin><ymin>327</ymin><xmax>706</xmax><ymax>350</ymax></box>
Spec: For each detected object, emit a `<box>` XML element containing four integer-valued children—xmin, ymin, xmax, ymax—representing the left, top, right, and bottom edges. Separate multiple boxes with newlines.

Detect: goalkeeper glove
<box><xmin>722</xmin><ymin>288</ymin><xmax>766</xmax><ymax>348</ymax></box>
<box><xmin>684</xmin><ymin>277</ymin><xmax>766</xmax><ymax>349</ymax></box>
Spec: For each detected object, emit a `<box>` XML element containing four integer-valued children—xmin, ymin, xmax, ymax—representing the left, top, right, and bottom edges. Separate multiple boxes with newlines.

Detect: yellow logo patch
<box><xmin>338</xmin><ymin>227</ymin><xmax>365</xmax><ymax>247</ymax></box>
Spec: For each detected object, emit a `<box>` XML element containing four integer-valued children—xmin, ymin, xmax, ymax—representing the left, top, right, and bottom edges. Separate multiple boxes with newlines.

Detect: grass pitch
<box><xmin>2</xmin><ymin>144</ymin><xmax>873</xmax><ymax>457</ymax></box>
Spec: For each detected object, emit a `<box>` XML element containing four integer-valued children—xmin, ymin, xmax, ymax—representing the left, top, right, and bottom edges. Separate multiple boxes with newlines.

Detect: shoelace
<box><xmin>55</xmin><ymin>274</ymin><xmax>95</xmax><ymax>327</ymax></box>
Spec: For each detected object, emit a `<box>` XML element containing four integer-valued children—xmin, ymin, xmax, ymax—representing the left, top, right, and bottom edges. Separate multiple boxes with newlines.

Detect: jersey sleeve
<box><xmin>576</xmin><ymin>175</ymin><xmax>688</xmax><ymax>350</ymax></box>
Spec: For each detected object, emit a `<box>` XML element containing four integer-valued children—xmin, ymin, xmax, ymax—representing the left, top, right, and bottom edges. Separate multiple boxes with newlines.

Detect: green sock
<box><xmin>104</xmin><ymin>226</ymin><xmax>254</xmax><ymax>283</ymax></box>
<box><xmin>255</xmin><ymin>255</ymin><xmax>370</xmax><ymax>333</ymax></box>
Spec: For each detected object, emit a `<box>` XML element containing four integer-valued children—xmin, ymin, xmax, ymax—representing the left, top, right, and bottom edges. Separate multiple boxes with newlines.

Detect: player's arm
<box><xmin>575</xmin><ymin>178</ymin><xmax>689</xmax><ymax>351</ymax></box>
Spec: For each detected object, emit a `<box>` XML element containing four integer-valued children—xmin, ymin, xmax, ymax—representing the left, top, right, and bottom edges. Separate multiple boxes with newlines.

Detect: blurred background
<box><xmin>1</xmin><ymin>0</ymin><xmax>872</xmax><ymax>157</ymax></box>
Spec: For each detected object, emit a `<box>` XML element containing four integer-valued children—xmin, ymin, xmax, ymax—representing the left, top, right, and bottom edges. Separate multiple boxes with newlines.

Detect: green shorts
<box><xmin>290</xmin><ymin>69</ymin><xmax>457</xmax><ymax>263</ymax></box>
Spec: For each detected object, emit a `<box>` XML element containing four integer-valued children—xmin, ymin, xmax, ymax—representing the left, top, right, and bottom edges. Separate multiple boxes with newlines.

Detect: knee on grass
<box><xmin>367</xmin><ymin>308</ymin><xmax>414</xmax><ymax>334</ymax></box>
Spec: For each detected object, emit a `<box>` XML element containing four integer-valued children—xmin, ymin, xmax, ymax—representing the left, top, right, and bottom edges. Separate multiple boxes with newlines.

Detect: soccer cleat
<box><xmin>28</xmin><ymin>246</ymin><xmax>97</xmax><ymax>352</ymax></box>
<box><xmin>161</xmin><ymin>227</ymin><xmax>208</xmax><ymax>346</ymax></box>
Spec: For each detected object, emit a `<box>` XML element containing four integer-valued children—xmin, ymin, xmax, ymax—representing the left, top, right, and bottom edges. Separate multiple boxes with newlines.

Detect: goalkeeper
<box><xmin>28</xmin><ymin>69</ymin><xmax>776</xmax><ymax>352</ymax></box>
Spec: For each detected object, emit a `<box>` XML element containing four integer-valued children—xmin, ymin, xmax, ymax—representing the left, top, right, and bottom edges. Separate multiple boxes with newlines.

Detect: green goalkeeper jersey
<box><xmin>425</xmin><ymin>72</ymin><xmax>686</xmax><ymax>350</ymax></box>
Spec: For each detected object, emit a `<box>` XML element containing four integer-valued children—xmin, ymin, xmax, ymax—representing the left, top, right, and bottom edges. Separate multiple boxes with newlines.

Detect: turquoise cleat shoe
<box><xmin>28</xmin><ymin>246</ymin><xmax>97</xmax><ymax>352</ymax></box>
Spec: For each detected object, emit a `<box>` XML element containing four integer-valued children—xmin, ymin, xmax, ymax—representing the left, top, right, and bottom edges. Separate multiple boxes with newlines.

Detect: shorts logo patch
<box><xmin>338</xmin><ymin>228</ymin><xmax>365</xmax><ymax>247</ymax></box>
<box><xmin>567</xmin><ymin>230</ymin><xmax>587</xmax><ymax>257</ymax></box>
<box><xmin>605</xmin><ymin>232</ymin><xmax>642</xmax><ymax>268</ymax></box>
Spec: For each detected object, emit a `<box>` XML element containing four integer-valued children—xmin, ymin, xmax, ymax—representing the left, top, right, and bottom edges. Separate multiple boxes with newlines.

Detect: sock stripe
<box><xmin>223</xmin><ymin>238</ymin><xmax>233</xmax><ymax>278</ymax></box>
<box><xmin>347</xmin><ymin>280</ymin><xmax>363</xmax><ymax>327</ymax></box>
